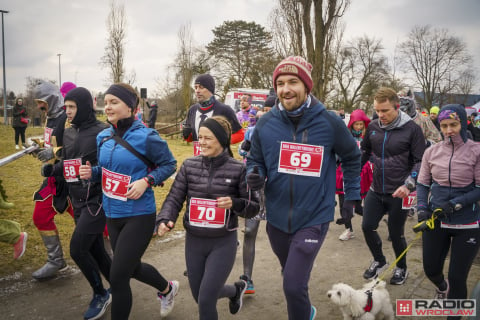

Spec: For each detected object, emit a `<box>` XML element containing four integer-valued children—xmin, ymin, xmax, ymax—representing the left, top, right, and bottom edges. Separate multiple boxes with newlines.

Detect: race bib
<box><xmin>193</xmin><ymin>141</ymin><xmax>202</xmax><ymax>156</ymax></box>
<box><xmin>63</xmin><ymin>158</ymin><xmax>81</xmax><ymax>182</ymax></box>
<box><xmin>189</xmin><ymin>197</ymin><xmax>226</xmax><ymax>228</ymax></box>
<box><xmin>44</xmin><ymin>128</ymin><xmax>53</xmax><ymax>148</ymax></box>
<box><xmin>102</xmin><ymin>168</ymin><xmax>131</xmax><ymax>201</ymax></box>
<box><xmin>278</xmin><ymin>142</ymin><xmax>324</xmax><ymax>177</ymax></box>
<box><xmin>402</xmin><ymin>191</ymin><xmax>417</xmax><ymax>209</ymax></box>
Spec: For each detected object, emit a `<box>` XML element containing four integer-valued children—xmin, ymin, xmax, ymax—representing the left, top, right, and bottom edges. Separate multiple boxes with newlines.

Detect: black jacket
<box><xmin>361</xmin><ymin>113</ymin><xmax>425</xmax><ymax>194</ymax></box>
<box><xmin>157</xmin><ymin>150</ymin><xmax>259</xmax><ymax>238</ymax></box>
<box><xmin>184</xmin><ymin>99</ymin><xmax>242</xmax><ymax>141</ymax></box>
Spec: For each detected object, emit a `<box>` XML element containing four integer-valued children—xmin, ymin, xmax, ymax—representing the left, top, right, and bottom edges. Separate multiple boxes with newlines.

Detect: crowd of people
<box><xmin>2</xmin><ymin>54</ymin><xmax>480</xmax><ymax>320</ymax></box>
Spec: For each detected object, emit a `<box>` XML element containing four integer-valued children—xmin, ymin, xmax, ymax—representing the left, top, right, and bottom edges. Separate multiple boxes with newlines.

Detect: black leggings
<box><xmin>362</xmin><ymin>190</ymin><xmax>408</xmax><ymax>269</ymax></box>
<box><xmin>422</xmin><ymin>220</ymin><xmax>480</xmax><ymax>300</ymax></box>
<box><xmin>107</xmin><ymin>214</ymin><xmax>169</xmax><ymax>320</ymax></box>
<box><xmin>70</xmin><ymin>230</ymin><xmax>111</xmax><ymax>295</ymax></box>
<box><xmin>243</xmin><ymin>218</ymin><xmax>260</xmax><ymax>280</ymax></box>
<box><xmin>185</xmin><ymin>231</ymin><xmax>237</xmax><ymax>320</ymax></box>
<box><xmin>14</xmin><ymin>127</ymin><xmax>26</xmax><ymax>145</ymax></box>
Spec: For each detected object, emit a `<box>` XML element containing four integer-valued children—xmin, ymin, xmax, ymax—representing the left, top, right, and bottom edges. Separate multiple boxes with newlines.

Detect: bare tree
<box><xmin>269</xmin><ymin>0</ymin><xmax>350</xmax><ymax>101</ymax></box>
<box><xmin>331</xmin><ymin>36</ymin><xmax>387</xmax><ymax>112</ymax></box>
<box><xmin>100</xmin><ymin>0</ymin><xmax>127</xmax><ymax>84</ymax></box>
<box><xmin>399</xmin><ymin>25</ymin><xmax>472</xmax><ymax>109</ymax></box>
<box><xmin>269</xmin><ymin>0</ymin><xmax>304</xmax><ymax>57</ymax></box>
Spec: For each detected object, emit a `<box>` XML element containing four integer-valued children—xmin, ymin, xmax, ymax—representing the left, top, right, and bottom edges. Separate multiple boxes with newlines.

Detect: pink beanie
<box><xmin>60</xmin><ymin>82</ymin><xmax>77</xmax><ymax>98</ymax></box>
<box><xmin>273</xmin><ymin>56</ymin><xmax>313</xmax><ymax>93</ymax></box>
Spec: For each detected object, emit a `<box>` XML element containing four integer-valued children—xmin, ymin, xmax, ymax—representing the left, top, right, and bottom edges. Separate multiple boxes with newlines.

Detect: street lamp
<box><xmin>1</xmin><ymin>10</ymin><xmax>8</xmax><ymax>125</ymax></box>
<box><xmin>57</xmin><ymin>53</ymin><xmax>61</xmax><ymax>87</ymax></box>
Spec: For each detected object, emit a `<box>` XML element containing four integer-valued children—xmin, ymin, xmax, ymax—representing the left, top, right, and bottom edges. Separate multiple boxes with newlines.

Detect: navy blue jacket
<box><xmin>247</xmin><ymin>96</ymin><xmax>361</xmax><ymax>233</ymax></box>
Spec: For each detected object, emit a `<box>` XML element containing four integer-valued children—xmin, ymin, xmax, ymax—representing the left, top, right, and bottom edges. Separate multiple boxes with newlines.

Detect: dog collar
<box><xmin>363</xmin><ymin>290</ymin><xmax>373</xmax><ymax>312</ymax></box>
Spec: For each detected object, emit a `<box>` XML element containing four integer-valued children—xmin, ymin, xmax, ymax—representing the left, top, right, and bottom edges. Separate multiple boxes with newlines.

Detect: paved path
<box><xmin>1</xmin><ymin>213</ymin><xmax>479</xmax><ymax>319</ymax></box>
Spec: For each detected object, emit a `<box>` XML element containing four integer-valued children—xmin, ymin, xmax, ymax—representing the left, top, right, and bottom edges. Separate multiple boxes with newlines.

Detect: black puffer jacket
<box><xmin>157</xmin><ymin>150</ymin><xmax>259</xmax><ymax>238</ymax></box>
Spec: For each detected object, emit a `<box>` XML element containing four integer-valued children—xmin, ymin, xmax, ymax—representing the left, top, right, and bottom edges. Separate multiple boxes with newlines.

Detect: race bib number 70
<box><xmin>278</xmin><ymin>142</ymin><xmax>324</xmax><ymax>177</ymax></box>
<box><xmin>189</xmin><ymin>197</ymin><xmax>226</xmax><ymax>228</ymax></box>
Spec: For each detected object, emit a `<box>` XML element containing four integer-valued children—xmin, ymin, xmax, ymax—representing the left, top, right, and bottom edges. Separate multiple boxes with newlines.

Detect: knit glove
<box><xmin>37</xmin><ymin>148</ymin><xmax>55</xmax><ymax>162</ymax></box>
<box><xmin>247</xmin><ymin>166</ymin><xmax>264</xmax><ymax>191</ymax></box>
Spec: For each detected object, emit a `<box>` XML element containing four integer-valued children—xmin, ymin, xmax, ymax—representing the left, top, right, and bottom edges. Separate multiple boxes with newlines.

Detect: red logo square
<box><xmin>396</xmin><ymin>300</ymin><xmax>413</xmax><ymax>316</ymax></box>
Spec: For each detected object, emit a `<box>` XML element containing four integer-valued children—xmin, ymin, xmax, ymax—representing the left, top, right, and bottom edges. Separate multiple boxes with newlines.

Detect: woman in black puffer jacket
<box><xmin>156</xmin><ymin>116</ymin><xmax>259</xmax><ymax>320</ymax></box>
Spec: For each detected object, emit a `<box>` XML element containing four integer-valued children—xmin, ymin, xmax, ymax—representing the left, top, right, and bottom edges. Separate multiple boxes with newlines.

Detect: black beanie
<box><xmin>264</xmin><ymin>95</ymin><xmax>277</xmax><ymax>108</ymax></box>
<box><xmin>195</xmin><ymin>74</ymin><xmax>215</xmax><ymax>94</ymax></box>
<box><xmin>64</xmin><ymin>87</ymin><xmax>95</xmax><ymax>126</ymax></box>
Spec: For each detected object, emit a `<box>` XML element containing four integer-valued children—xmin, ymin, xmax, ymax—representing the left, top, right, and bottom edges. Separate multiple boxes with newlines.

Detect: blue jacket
<box><xmin>247</xmin><ymin>96</ymin><xmax>361</xmax><ymax>233</ymax></box>
<box><xmin>92</xmin><ymin>120</ymin><xmax>177</xmax><ymax>218</ymax></box>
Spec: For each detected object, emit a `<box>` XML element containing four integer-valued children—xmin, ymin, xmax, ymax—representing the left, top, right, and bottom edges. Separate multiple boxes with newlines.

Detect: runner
<box><xmin>416</xmin><ymin>105</ymin><xmax>480</xmax><ymax>320</ymax></box>
<box><xmin>79</xmin><ymin>83</ymin><xmax>178</xmax><ymax>320</ymax></box>
<box><xmin>41</xmin><ymin>87</ymin><xmax>112</xmax><ymax>319</ymax></box>
<box><xmin>246</xmin><ymin>56</ymin><xmax>361</xmax><ymax>320</ymax></box>
<box><xmin>157</xmin><ymin>116</ymin><xmax>259</xmax><ymax>320</ymax></box>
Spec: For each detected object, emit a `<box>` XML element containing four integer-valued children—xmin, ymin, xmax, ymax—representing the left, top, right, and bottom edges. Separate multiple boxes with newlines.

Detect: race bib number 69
<box><xmin>278</xmin><ymin>142</ymin><xmax>324</xmax><ymax>177</ymax></box>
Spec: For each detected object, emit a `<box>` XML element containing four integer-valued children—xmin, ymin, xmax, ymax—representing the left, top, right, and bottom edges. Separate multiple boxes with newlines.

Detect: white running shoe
<box><xmin>339</xmin><ymin>229</ymin><xmax>354</xmax><ymax>241</ymax></box>
<box><xmin>158</xmin><ymin>280</ymin><xmax>179</xmax><ymax>317</ymax></box>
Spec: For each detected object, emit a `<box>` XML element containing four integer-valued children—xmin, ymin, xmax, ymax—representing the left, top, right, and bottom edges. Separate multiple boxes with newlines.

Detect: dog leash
<box><xmin>370</xmin><ymin>208</ymin><xmax>443</xmax><ymax>289</ymax></box>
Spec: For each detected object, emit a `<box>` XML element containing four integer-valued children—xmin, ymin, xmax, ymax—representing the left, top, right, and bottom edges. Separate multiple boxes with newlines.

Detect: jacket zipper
<box><xmin>382</xmin><ymin>132</ymin><xmax>387</xmax><ymax>194</ymax></box>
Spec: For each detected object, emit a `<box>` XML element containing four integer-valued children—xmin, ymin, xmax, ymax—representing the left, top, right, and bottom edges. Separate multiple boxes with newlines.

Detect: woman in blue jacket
<box><xmin>79</xmin><ymin>83</ymin><xmax>178</xmax><ymax>320</ymax></box>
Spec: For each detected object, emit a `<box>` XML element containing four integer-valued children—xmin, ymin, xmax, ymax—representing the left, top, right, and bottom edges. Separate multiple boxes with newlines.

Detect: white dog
<box><xmin>327</xmin><ymin>280</ymin><xmax>394</xmax><ymax>320</ymax></box>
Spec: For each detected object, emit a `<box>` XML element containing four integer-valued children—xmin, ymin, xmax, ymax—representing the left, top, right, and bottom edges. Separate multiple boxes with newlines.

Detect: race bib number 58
<box><xmin>278</xmin><ymin>142</ymin><xmax>324</xmax><ymax>177</ymax></box>
<box><xmin>64</xmin><ymin>158</ymin><xmax>81</xmax><ymax>182</ymax></box>
<box><xmin>189</xmin><ymin>197</ymin><xmax>226</xmax><ymax>228</ymax></box>
<box><xmin>102</xmin><ymin>168</ymin><xmax>131</xmax><ymax>201</ymax></box>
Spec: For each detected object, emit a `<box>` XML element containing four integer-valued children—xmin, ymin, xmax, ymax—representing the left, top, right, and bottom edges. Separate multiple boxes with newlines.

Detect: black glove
<box><xmin>241</xmin><ymin>140</ymin><xmax>251</xmax><ymax>152</ymax></box>
<box><xmin>247</xmin><ymin>166</ymin><xmax>264</xmax><ymax>191</ymax></box>
<box><xmin>37</xmin><ymin>148</ymin><xmax>55</xmax><ymax>162</ymax></box>
<box><xmin>438</xmin><ymin>202</ymin><xmax>455</xmax><ymax>215</ymax></box>
<box><xmin>41</xmin><ymin>163</ymin><xmax>54</xmax><ymax>177</ymax></box>
<box><xmin>417</xmin><ymin>209</ymin><xmax>432</xmax><ymax>222</ymax></box>
<box><xmin>182</xmin><ymin>126</ymin><xmax>193</xmax><ymax>141</ymax></box>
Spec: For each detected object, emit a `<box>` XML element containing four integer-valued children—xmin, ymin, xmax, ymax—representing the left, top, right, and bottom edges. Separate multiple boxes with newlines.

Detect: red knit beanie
<box><xmin>273</xmin><ymin>56</ymin><xmax>313</xmax><ymax>93</ymax></box>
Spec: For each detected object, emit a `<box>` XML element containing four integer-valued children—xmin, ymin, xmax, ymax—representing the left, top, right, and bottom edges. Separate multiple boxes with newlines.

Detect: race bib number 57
<box><xmin>278</xmin><ymin>142</ymin><xmax>324</xmax><ymax>177</ymax></box>
<box><xmin>102</xmin><ymin>168</ymin><xmax>131</xmax><ymax>201</ymax></box>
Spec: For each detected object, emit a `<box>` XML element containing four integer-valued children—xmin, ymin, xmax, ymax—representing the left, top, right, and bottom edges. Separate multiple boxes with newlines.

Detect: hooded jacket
<box><xmin>417</xmin><ymin>104</ymin><xmax>480</xmax><ymax>225</ymax></box>
<box><xmin>33</xmin><ymin>80</ymin><xmax>67</xmax><ymax>147</ymax></box>
<box><xmin>91</xmin><ymin>119</ymin><xmax>177</xmax><ymax>218</ymax></box>
<box><xmin>361</xmin><ymin>110</ymin><xmax>425</xmax><ymax>194</ymax></box>
<box><xmin>32</xmin><ymin>80</ymin><xmax>69</xmax><ymax>212</ymax></box>
<box><xmin>49</xmin><ymin>87</ymin><xmax>108</xmax><ymax>231</ymax></box>
<box><xmin>247</xmin><ymin>96</ymin><xmax>361</xmax><ymax>234</ymax></box>
<box><xmin>337</xmin><ymin>109</ymin><xmax>373</xmax><ymax>198</ymax></box>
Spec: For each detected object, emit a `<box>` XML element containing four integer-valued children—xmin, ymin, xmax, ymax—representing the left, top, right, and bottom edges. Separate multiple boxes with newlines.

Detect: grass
<box><xmin>0</xmin><ymin>122</ymin><xmax>205</xmax><ymax>278</ymax></box>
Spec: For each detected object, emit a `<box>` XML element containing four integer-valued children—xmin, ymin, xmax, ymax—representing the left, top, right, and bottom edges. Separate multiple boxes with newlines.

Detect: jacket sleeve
<box><xmin>409</xmin><ymin>123</ymin><xmax>426</xmax><ymax>179</ymax></box>
<box><xmin>246</xmin><ymin>117</ymin><xmax>267</xmax><ymax>178</ymax></box>
<box><xmin>232</xmin><ymin>165</ymin><xmax>259</xmax><ymax>219</ymax></box>
<box><xmin>156</xmin><ymin>163</ymin><xmax>188</xmax><ymax>225</ymax></box>
<box><xmin>451</xmin><ymin>151</ymin><xmax>480</xmax><ymax>208</ymax></box>
<box><xmin>145</xmin><ymin>131</ymin><xmax>177</xmax><ymax>186</ymax></box>
<box><xmin>416</xmin><ymin>148</ymin><xmax>432</xmax><ymax>210</ymax></box>
<box><xmin>329</xmin><ymin>113</ymin><xmax>361</xmax><ymax>201</ymax></box>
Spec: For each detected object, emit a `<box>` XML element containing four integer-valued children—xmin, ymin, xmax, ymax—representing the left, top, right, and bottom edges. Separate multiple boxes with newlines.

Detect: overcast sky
<box><xmin>0</xmin><ymin>0</ymin><xmax>479</xmax><ymax>97</ymax></box>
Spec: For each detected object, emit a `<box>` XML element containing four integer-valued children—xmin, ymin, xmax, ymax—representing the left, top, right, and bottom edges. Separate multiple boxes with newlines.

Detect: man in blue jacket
<box><xmin>246</xmin><ymin>56</ymin><xmax>361</xmax><ymax>320</ymax></box>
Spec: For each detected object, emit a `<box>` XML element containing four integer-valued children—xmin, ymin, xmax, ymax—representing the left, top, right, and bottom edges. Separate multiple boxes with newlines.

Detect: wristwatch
<box><xmin>454</xmin><ymin>203</ymin><xmax>462</xmax><ymax>211</ymax></box>
<box><xmin>144</xmin><ymin>176</ymin><xmax>155</xmax><ymax>187</ymax></box>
